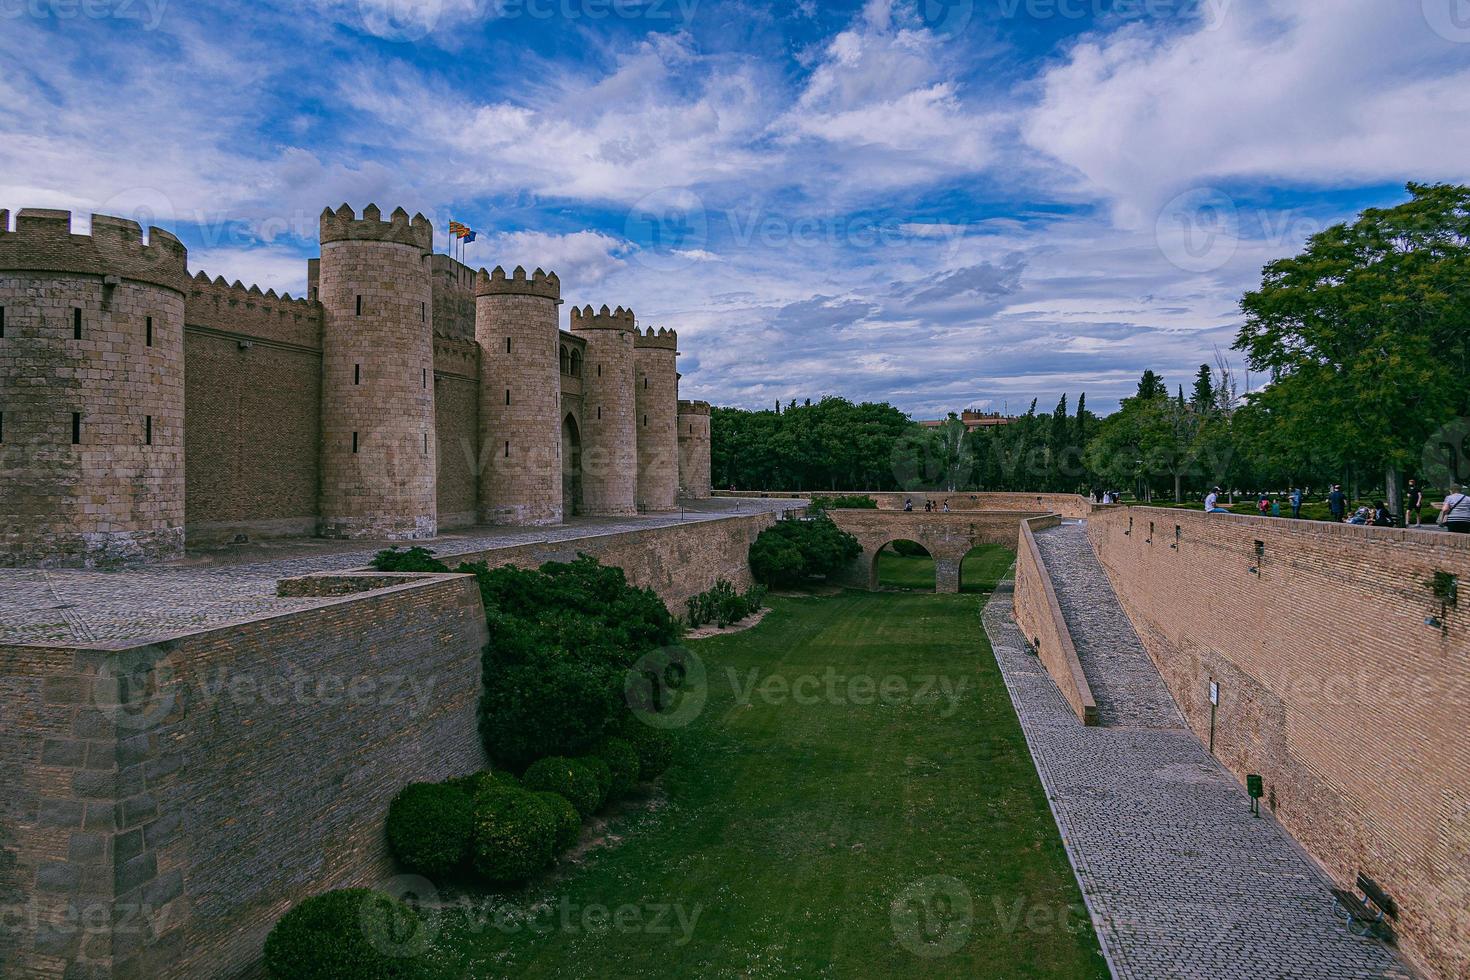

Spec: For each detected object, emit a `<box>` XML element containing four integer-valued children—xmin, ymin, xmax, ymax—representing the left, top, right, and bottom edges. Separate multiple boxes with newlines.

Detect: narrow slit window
<box><xmin>504</xmin><ymin>441</ymin><xmax>510</xmax><ymax>458</ymax></box>
<box><xmin>597</xmin><ymin>364</ymin><xmax>602</xmax><ymax>378</ymax></box>
<box><xmin>355</xmin><ymin>295</ymin><xmax>363</xmax><ymax>316</ymax></box>
<box><xmin>73</xmin><ymin>309</ymin><xmax>82</xmax><ymax>339</ymax></box>
<box><xmin>421</xmin><ymin>302</ymin><xmax>427</xmax><ymax>323</ymax></box>
<box><xmin>423</xmin><ymin>432</ymin><xmax>428</xmax><ymax>454</ymax></box>
<box><xmin>145</xmin><ymin>316</ymin><xmax>153</xmax><ymax>347</ymax></box>
<box><xmin>505</xmin><ymin>337</ymin><xmax>512</xmax><ymax>354</ymax></box>
<box><xmin>354</xmin><ymin>364</ymin><xmax>360</xmax><ymax>385</ymax></box>
<box><xmin>352</xmin><ymin>432</ymin><xmax>359</xmax><ymax>454</ymax></box>
<box><xmin>1</xmin><ymin>306</ymin><xmax>7</xmax><ymax>337</ymax></box>
<box><xmin>644</xmin><ymin>377</ymin><xmax>649</xmax><ymax>390</ymax></box>
<box><xmin>1</xmin><ymin>412</ymin><xmax>4</xmax><ymax>442</ymax></box>
<box><xmin>144</xmin><ymin>416</ymin><xmax>152</xmax><ymax>446</ymax></box>
<box><xmin>643</xmin><ymin>414</ymin><xmax>648</xmax><ymax>427</ymax></box>
<box><xmin>72</xmin><ymin>412</ymin><xmax>81</xmax><ymax>445</ymax></box>
<box><xmin>422</xmin><ymin>367</ymin><xmax>427</xmax><ymax>389</ymax></box>
<box><xmin>597</xmin><ymin>406</ymin><xmax>602</xmax><ymax>420</ymax></box>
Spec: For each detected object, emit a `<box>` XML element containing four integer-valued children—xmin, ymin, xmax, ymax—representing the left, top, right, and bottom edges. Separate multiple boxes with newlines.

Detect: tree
<box><xmin>1237</xmin><ymin>182</ymin><xmax>1470</xmax><ymax>517</ymax></box>
<box><xmin>1135</xmin><ymin>370</ymin><xmax>1167</xmax><ymax>401</ymax></box>
<box><xmin>1191</xmin><ymin>365</ymin><xmax>1214</xmax><ymax>413</ymax></box>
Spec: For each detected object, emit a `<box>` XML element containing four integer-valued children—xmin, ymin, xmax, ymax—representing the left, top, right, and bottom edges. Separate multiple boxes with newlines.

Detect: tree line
<box><xmin>711</xmin><ymin>184</ymin><xmax>1470</xmax><ymax>512</ymax></box>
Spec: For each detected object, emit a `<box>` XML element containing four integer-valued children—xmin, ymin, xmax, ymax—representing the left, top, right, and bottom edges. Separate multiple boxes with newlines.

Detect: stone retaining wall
<box><xmin>1012</xmin><ymin>517</ymin><xmax>1098</xmax><ymax>726</ymax></box>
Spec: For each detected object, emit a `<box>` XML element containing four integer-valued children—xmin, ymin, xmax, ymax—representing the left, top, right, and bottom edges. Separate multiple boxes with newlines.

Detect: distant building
<box><xmin>918</xmin><ymin>410</ymin><xmax>1016</xmax><ymax>432</ymax></box>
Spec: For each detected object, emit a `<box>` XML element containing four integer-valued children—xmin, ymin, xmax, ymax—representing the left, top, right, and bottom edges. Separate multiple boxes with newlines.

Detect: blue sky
<box><xmin>4</xmin><ymin>0</ymin><xmax>1469</xmax><ymax>415</ymax></box>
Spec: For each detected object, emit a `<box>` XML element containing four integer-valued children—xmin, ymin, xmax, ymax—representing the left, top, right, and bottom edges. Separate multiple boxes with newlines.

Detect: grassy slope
<box><xmin>434</xmin><ymin>555</ymin><xmax>1106</xmax><ymax>979</ymax></box>
<box><xmin>877</xmin><ymin>543</ymin><xmax>1017</xmax><ymax>593</ymax></box>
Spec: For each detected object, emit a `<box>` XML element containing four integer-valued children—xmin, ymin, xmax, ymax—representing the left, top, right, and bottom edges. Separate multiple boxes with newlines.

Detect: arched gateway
<box><xmin>823</xmin><ymin>509</ymin><xmax>1056</xmax><ymax>593</ymax></box>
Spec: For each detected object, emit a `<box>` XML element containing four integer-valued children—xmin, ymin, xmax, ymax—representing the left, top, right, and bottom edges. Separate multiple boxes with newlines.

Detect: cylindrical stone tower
<box><xmin>570</xmin><ymin>303</ymin><xmax>637</xmax><ymax>516</ymax></box>
<box><xmin>0</xmin><ymin>209</ymin><xmax>189</xmax><ymax>567</ymax></box>
<box><xmin>317</xmin><ymin>204</ymin><xmax>437</xmax><ymax>539</ymax></box>
<box><xmin>634</xmin><ymin>327</ymin><xmax>679</xmax><ymax>512</ymax></box>
<box><xmin>678</xmin><ymin>399</ymin><xmax>712</xmax><ymax>499</ymax></box>
<box><xmin>475</xmin><ymin>265</ymin><xmax>563</xmax><ymax>525</ymax></box>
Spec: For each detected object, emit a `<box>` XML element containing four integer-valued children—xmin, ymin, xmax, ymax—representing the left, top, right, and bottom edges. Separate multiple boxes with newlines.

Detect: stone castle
<box><xmin>0</xmin><ymin>204</ymin><xmax>713</xmax><ymax>567</ymax></box>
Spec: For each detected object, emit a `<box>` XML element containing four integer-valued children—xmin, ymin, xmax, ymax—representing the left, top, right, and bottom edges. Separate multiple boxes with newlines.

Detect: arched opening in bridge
<box><xmin>958</xmin><ymin>544</ymin><xmax>1017</xmax><ymax>594</ymax></box>
<box><xmin>875</xmin><ymin>540</ymin><xmax>934</xmax><ymax>591</ymax></box>
<box><xmin>562</xmin><ymin>413</ymin><xmax>583</xmax><ymax>516</ymax></box>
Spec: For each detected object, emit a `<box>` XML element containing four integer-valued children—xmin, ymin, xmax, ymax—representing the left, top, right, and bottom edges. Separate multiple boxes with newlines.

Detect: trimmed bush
<box><xmin>521</xmin><ymin>756</ymin><xmax>603</xmax><ymax>819</ymax></box>
<box><xmin>533</xmin><ymin>790</ymin><xmax>582</xmax><ymax>853</ymax></box>
<box><xmin>579</xmin><ymin>755</ymin><xmax>613</xmax><ymax>805</ymax></box>
<box><xmin>370</xmin><ymin>547</ymin><xmax>449</xmax><ymax>573</ymax></box>
<box><xmin>594</xmin><ymin>737</ymin><xmax>640</xmax><ymax>796</ymax></box>
<box><xmin>263</xmin><ymin>888</ymin><xmax>430</xmax><ymax>979</ymax></box>
<box><xmin>444</xmin><ymin>770</ymin><xmax>520</xmax><ymax>798</ymax></box>
<box><xmin>749</xmin><ymin>515</ymin><xmax>861</xmax><ymax>588</ymax></box>
<box><xmin>618</xmin><ymin>720</ymin><xmax>676</xmax><ymax>781</ymax></box>
<box><xmin>384</xmin><ymin>782</ymin><xmax>472</xmax><ymax>878</ymax></box>
<box><xmin>470</xmin><ymin>788</ymin><xmax>556</xmax><ymax>883</ymax></box>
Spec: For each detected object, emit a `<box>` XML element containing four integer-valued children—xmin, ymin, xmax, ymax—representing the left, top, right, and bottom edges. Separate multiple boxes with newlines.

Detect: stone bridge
<box><xmin>825</xmin><ymin>509</ymin><xmax>1057</xmax><ymax>593</ymax></box>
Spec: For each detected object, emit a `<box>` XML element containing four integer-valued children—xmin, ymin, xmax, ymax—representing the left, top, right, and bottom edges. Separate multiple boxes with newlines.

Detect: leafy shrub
<box><xmin>444</xmin><ymin>770</ymin><xmax>520</xmax><ymax>797</ymax></box>
<box><xmin>370</xmin><ymin>547</ymin><xmax>449</xmax><ymax>573</ymax></box>
<box><xmin>532</xmin><ymin>790</ymin><xmax>582</xmax><ymax>853</ymax></box>
<box><xmin>686</xmin><ymin>580</ymin><xmax>772</xmax><ymax>628</ymax></box>
<box><xmin>579</xmin><ymin>755</ymin><xmax>613</xmax><ymax>804</ymax></box>
<box><xmin>384</xmin><ymin>782</ymin><xmax>473</xmax><ymax>879</ymax></box>
<box><xmin>594</xmin><ymin>737</ymin><xmax>640</xmax><ymax>797</ymax></box>
<box><xmin>521</xmin><ymin>756</ymin><xmax>603</xmax><ymax>818</ymax></box>
<box><xmin>749</xmin><ymin>515</ymin><xmax>862</xmax><ymax>588</ymax></box>
<box><xmin>465</xmin><ymin>555</ymin><xmax>682</xmax><ymax>770</ymax></box>
<box><xmin>470</xmin><ymin>788</ymin><xmax>556</xmax><ymax>883</ymax></box>
<box><xmin>263</xmin><ymin>888</ymin><xmax>431</xmax><ymax>979</ymax></box>
<box><xmin>809</xmin><ymin>494</ymin><xmax>878</xmax><ymax>509</ymax></box>
<box><xmin>617</xmin><ymin>719</ymin><xmax>676</xmax><ymax>781</ymax></box>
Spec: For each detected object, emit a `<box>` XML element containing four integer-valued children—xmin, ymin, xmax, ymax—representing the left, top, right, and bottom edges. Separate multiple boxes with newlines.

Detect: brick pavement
<box><xmin>981</xmin><ymin>521</ymin><xmax>1414</xmax><ymax>980</ymax></box>
<box><xmin>0</xmin><ymin>498</ymin><xmax>797</xmax><ymax>645</ymax></box>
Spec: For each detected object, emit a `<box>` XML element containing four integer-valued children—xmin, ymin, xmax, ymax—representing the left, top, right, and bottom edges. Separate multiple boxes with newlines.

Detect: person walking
<box><xmin>1405</xmin><ymin>479</ymin><xmax>1424</xmax><ymax>527</ymax></box>
<box><xmin>1440</xmin><ymin>483</ymin><xmax>1470</xmax><ymax>534</ymax></box>
<box><xmin>1290</xmin><ymin>487</ymin><xmax>1303</xmax><ymax>520</ymax></box>
<box><xmin>1328</xmin><ymin>485</ymin><xmax>1347</xmax><ymax>522</ymax></box>
<box><xmin>1271</xmin><ymin>496</ymin><xmax>1281</xmax><ymax>518</ymax></box>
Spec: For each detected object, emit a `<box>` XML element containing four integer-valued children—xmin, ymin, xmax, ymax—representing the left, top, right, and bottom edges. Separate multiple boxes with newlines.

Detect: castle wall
<box><xmin>182</xmin><ymin>276</ymin><xmax>324</xmax><ymax>543</ymax></box>
<box><xmin>432</xmin><ymin>337</ymin><xmax>480</xmax><ymax>529</ymax></box>
<box><xmin>1086</xmin><ymin>506</ymin><xmax>1470</xmax><ymax>980</ymax></box>
<box><xmin>571</xmin><ymin>305</ymin><xmax>638</xmax><ymax>516</ymax></box>
<box><xmin>712</xmin><ymin>489</ymin><xmax>1105</xmax><ymax>519</ymax></box>
<box><xmin>0</xmin><ymin>211</ymin><xmax>189</xmax><ymax>568</ymax></box>
<box><xmin>634</xmin><ymin>330</ymin><xmax>679</xmax><ymax>512</ymax></box>
<box><xmin>317</xmin><ymin>205</ymin><xmax>437</xmax><ymax>540</ymax></box>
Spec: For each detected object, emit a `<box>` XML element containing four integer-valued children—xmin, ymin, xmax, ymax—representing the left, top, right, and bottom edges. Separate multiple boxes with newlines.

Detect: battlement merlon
<box><xmin>475</xmin><ymin>264</ymin><xmax>561</xmax><ymax>302</ymax></box>
<box><xmin>0</xmin><ymin>208</ymin><xmax>188</xmax><ymax>293</ymax></box>
<box><xmin>678</xmin><ymin>400</ymin><xmax>711</xmax><ymax>415</ymax></box>
<box><xmin>569</xmin><ymin>303</ymin><xmax>636</xmax><ymax>331</ymax></box>
<box><xmin>319</xmin><ymin>203</ymin><xmax>433</xmax><ymax>253</ymax></box>
<box><xmin>635</xmin><ymin>325</ymin><xmax>678</xmax><ymax>351</ymax></box>
<box><xmin>188</xmin><ymin>270</ymin><xmax>318</xmax><ymax>311</ymax></box>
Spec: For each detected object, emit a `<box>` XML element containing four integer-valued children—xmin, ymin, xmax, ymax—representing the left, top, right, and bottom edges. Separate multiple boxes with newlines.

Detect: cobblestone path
<box><xmin>0</xmin><ymin>498</ymin><xmax>797</xmax><ymax>646</ymax></box>
<box><xmin>981</xmin><ymin>522</ymin><xmax>1413</xmax><ymax>980</ymax></box>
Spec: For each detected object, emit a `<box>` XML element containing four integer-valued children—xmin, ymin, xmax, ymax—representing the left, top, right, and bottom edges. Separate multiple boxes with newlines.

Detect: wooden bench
<box><xmin>1331</xmin><ymin>872</ymin><xmax>1397</xmax><ymax>943</ymax></box>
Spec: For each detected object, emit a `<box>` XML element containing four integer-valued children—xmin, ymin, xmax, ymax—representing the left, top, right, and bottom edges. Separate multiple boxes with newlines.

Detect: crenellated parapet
<box><xmin>433</xmin><ymin>335</ymin><xmax>479</xmax><ymax>381</ymax></box>
<box><xmin>0</xmin><ymin>208</ymin><xmax>188</xmax><ymax>293</ymax></box>
<box><xmin>319</xmin><ymin>203</ymin><xmax>432</xmax><ymax>253</ymax></box>
<box><xmin>678</xmin><ymin>399</ymin><xmax>711</xmax><ymax>416</ymax></box>
<box><xmin>185</xmin><ymin>270</ymin><xmax>322</xmax><ymax>349</ymax></box>
<box><xmin>570</xmin><ymin>303</ymin><xmax>635</xmax><ymax>331</ymax></box>
<box><xmin>634</xmin><ymin>325</ymin><xmax>678</xmax><ymax>351</ymax></box>
<box><xmin>475</xmin><ymin>264</ymin><xmax>561</xmax><ymax>302</ymax></box>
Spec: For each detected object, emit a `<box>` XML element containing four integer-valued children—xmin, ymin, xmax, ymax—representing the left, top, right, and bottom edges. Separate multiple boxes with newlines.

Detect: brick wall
<box><xmin>713</xmin><ymin>490</ymin><xmax>1107</xmax><ymax>519</ymax></box>
<box><xmin>432</xmin><ymin>338</ymin><xmax>479</xmax><ymax>529</ymax></box>
<box><xmin>182</xmin><ymin>330</ymin><xmax>321</xmax><ymax>543</ymax></box>
<box><xmin>1013</xmin><ymin>516</ymin><xmax>1097</xmax><ymax>725</ymax></box>
<box><xmin>1088</xmin><ymin>506</ymin><xmax>1470</xmax><ymax>979</ymax></box>
<box><xmin>0</xmin><ymin>574</ymin><xmax>488</xmax><ymax>980</ymax></box>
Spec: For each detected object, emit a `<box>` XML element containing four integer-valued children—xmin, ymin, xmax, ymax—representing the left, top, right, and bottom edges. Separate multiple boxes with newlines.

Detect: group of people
<box><xmin>1089</xmin><ymin>489</ymin><xmax>1121</xmax><ymax>504</ymax></box>
<box><xmin>902</xmin><ymin>499</ymin><xmax>951</xmax><ymax>513</ymax></box>
<box><xmin>1202</xmin><ymin>481</ymin><xmax>1470</xmax><ymax>533</ymax></box>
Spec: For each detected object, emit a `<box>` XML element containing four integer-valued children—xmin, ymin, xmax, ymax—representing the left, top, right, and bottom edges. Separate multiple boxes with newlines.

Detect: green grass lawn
<box><xmin>877</xmin><ymin>543</ymin><xmax>1016</xmax><ymax>593</ymax></box>
<box><xmin>430</xmin><ymin>558</ymin><xmax>1106</xmax><ymax>979</ymax></box>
